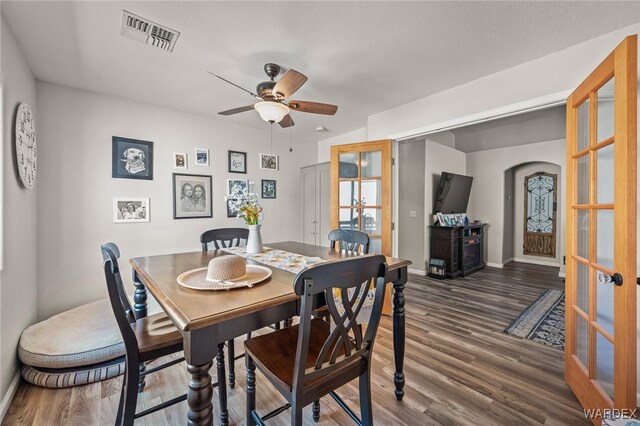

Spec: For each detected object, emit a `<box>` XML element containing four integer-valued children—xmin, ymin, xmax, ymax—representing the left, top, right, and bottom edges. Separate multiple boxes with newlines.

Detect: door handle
<box><xmin>597</xmin><ymin>271</ymin><xmax>623</xmax><ymax>286</ymax></box>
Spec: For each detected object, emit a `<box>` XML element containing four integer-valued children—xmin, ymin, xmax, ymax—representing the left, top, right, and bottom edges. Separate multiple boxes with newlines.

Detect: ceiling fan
<box><xmin>209</xmin><ymin>63</ymin><xmax>338</xmax><ymax>128</ymax></box>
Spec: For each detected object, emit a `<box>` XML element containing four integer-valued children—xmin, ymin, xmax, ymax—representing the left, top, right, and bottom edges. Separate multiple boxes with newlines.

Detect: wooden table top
<box><xmin>130</xmin><ymin>241</ymin><xmax>411</xmax><ymax>332</ymax></box>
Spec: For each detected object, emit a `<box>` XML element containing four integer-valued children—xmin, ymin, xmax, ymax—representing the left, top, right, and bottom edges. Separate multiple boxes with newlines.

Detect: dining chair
<box><xmin>244</xmin><ymin>255</ymin><xmax>388</xmax><ymax>426</ymax></box>
<box><xmin>201</xmin><ymin>227</ymin><xmax>249</xmax><ymax>251</ymax></box>
<box><xmin>101</xmin><ymin>243</ymin><xmax>228</xmax><ymax>425</ymax></box>
<box><xmin>200</xmin><ymin>227</ymin><xmax>253</xmax><ymax>390</ymax></box>
<box><xmin>328</xmin><ymin>229</ymin><xmax>370</xmax><ymax>254</ymax></box>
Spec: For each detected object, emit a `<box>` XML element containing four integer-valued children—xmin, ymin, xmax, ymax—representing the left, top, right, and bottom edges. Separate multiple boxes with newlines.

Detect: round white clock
<box><xmin>15</xmin><ymin>103</ymin><xmax>37</xmax><ymax>189</ymax></box>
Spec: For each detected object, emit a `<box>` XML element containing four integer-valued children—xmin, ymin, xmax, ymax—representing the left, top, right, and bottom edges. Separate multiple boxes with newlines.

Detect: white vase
<box><xmin>246</xmin><ymin>224</ymin><xmax>264</xmax><ymax>254</ymax></box>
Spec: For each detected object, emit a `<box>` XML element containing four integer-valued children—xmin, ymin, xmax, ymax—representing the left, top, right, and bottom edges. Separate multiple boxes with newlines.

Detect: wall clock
<box><xmin>15</xmin><ymin>103</ymin><xmax>37</xmax><ymax>189</ymax></box>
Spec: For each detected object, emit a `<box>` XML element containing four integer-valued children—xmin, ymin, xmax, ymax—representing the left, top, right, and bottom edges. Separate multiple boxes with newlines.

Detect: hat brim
<box><xmin>177</xmin><ymin>265</ymin><xmax>272</xmax><ymax>291</ymax></box>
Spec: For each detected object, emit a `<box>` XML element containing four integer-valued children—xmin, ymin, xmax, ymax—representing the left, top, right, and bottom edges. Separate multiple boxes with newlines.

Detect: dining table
<box><xmin>130</xmin><ymin>241</ymin><xmax>411</xmax><ymax>426</ymax></box>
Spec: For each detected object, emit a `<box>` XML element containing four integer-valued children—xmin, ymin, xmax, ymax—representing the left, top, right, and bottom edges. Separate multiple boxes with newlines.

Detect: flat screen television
<box><xmin>433</xmin><ymin>172</ymin><xmax>473</xmax><ymax>214</ymax></box>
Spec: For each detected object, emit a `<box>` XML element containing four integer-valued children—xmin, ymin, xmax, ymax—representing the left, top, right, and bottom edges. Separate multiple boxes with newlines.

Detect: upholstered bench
<box><xmin>19</xmin><ymin>297</ymin><xmax>160</xmax><ymax>388</ymax></box>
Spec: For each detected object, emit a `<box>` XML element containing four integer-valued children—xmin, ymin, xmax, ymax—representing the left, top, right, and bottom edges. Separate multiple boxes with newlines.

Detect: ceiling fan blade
<box><xmin>208</xmin><ymin>71</ymin><xmax>259</xmax><ymax>98</ymax></box>
<box><xmin>218</xmin><ymin>105</ymin><xmax>255</xmax><ymax>115</ymax></box>
<box><xmin>288</xmin><ymin>100</ymin><xmax>338</xmax><ymax>115</ymax></box>
<box><xmin>272</xmin><ymin>69</ymin><xmax>308</xmax><ymax>98</ymax></box>
<box><xmin>279</xmin><ymin>114</ymin><xmax>295</xmax><ymax>128</ymax></box>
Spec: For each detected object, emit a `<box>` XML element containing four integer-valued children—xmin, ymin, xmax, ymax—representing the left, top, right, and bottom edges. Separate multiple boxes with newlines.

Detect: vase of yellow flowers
<box><xmin>226</xmin><ymin>185</ymin><xmax>264</xmax><ymax>253</ymax></box>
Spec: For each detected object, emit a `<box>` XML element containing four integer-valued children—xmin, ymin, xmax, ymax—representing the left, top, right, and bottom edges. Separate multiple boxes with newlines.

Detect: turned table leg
<box><xmin>392</xmin><ymin>268</ymin><xmax>407</xmax><ymax>401</ymax></box>
<box><xmin>187</xmin><ymin>361</ymin><xmax>214</xmax><ymax>426</ymax></box>
<box><xmin>132</xmin><ymin>270</ymin><xmax>148</xmax><ymax>320</ymax></box>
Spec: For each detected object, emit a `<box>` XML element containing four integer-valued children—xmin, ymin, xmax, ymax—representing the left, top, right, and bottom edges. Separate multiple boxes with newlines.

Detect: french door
<box><xmin>565</xmin><ymin>35</ymin><xmax>637</xmax><ymax>422</ymax></box>
<box><xmin>330</xmin><ymin>140</ymin><xmax>393</xmax><ymax>256</ymax></box>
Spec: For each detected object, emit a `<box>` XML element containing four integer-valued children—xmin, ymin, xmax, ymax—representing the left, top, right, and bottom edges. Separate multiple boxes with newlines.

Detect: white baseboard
<box><xmin>502</xmin><ymin>258</ymin><xmax>514</xmax><ymax>265</ymax></box>
<box><xmin>408</xmin><ymin>268</ymin><xmax>426</xmax><ymax>276</ymax></box>
<box><xmin>0</xmin><ymin>372</ymin><xmax>20</xmax><ymax>423</ymax></box>
<box><xmin>486</xmin><ymin>262</ymin><xmax>504</xmax><ymax>269</ymax></box>
<box><xmin>512</xmin><ymin>257</ymin><xmax>561</xmax><ymax>268</ymax></box>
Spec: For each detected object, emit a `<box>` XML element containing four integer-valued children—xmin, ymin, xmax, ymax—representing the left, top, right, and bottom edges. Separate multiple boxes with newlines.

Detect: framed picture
<box><xmin>113</xmin><ymin>198</ymin><xmax>150</xmax><ymax>223</ymax></box>
<box><xmin>259</xmin><ymin>153</ymin><xmax>278</xmax><ymax>170</ymax></box>
<box><xmin>226</xmin><ymin>199</ymin><xmax>239</xmax><ymax>218</ymax></box>
<box><xmin>454</xmin><ymin>214</ymin><xmax>462</xmax><ymax>225</ymax></box>
<box><xmin>172</xmin><ymin>173</ymin><xmax>212</xmax><ymax>219</ymax></box>
<box><xmin>443</xmin><ymin>215</ymin><xmax>453</xmax><ymax>227</ymax></box>
<box><xmin>112</xmin><ymin>136</ymin><xmax>153</xmax><ymax>180</ymax></box>
<box><xmin>173</xmin><ymin>152</ymin><xmax>187</xmax><ymax>169</ymax></box>
<box><xmin>261</xmin><ymin>179</ymin><xmax>276</xmax><ymax>199</ymax></box>
<box><xmin>436</xmin><ymin>212</ymin><xmax>445</xmax><ymax>226</ymax></box>
<box><xmin>228</xmin><ymin>150</ymin><xmax>247</xmax><ymax>174</ymax></box>
<box><xmin>195</xmin><ymin>148</ymin><xmax>209</xmax><ymax>166</ymax></box>
<box><xmin>227</xmin><ymin>179</ymin><xmax>248</xmax><ymax>195</ymax></box>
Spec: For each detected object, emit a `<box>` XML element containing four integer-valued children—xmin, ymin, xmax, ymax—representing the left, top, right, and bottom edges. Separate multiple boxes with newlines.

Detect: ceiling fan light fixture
<box><xmin>254</xmin><ymin>101</ymin><xmax>290</xmax><ymax>123</ymax></box>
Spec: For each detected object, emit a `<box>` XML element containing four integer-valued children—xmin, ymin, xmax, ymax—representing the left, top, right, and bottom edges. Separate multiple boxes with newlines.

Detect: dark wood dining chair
<box><xmin>201</xmin><ymin>227</ymin><xmax>249</xmax><ymax>251</ymax></box>
<box><xmin>244</xmin><ymin>255</ymin><xmax>388</xmax><ymax>426</ymax></box>
<box><xmin>328</xmin><ymin>229</ymin><xmax>370</xmax><ymax>254</ymax></box>
<box><xmin>200</xmin><ymin>227</ymin><xmax>252</xmax><ymax>390</ymax></box>
<box><xmin>101</xmin><ymin>243</ymin><xmax>228</xmax><ymax>425</ymax></box>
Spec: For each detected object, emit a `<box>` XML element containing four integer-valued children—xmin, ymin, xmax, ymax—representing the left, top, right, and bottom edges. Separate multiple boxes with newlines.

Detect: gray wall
<box><xmin>35</xmin><ymin>81</ymin><xmax>317</xmax><ymax>320</ymax></box>
<box><xmin>502</xmin><ymin>168</ymin><xmax>514</xmax><ymax>262</ymax></box>
<box><xmin>1</xmin><ymin>16</ymin><xmax>38</xmax><ymax>399</ymax></box>
<box><xmin>512</xmin><ymin>162</ymin><xmax>562</xmax><ymax>266</ymax></box>
<box><xmin>397</xmin><ymin>139</ymin><xmax>425</xmax><ymax>272</ymax></box>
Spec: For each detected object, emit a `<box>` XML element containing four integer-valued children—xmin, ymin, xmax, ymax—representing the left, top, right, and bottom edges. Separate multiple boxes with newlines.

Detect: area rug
<box><xmin>504</xmin><ymin>289</ymin><xmax>565</xmax><ymax>350</ymax></box>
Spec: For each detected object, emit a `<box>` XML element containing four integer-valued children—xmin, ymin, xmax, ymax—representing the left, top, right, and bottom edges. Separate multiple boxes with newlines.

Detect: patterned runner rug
<box><xmin>504</xmin><ymin>289</ymin><xmax>565</xmax><ymax>350</ymax></box>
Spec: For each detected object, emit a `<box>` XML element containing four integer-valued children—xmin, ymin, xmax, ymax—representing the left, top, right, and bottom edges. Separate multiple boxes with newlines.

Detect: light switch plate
<box><xmin>409</xmin><ymin>210</ymin><xmax>417</xmax><ymax>217</ymax></box>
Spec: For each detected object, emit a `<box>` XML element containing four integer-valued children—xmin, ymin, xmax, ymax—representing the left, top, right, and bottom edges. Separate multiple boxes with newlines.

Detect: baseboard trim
<box><xmin>486</xmin><ymin>262</ymin><xmax>504</xmax><ymax>269</ymax></box>
<box><xmin>0</xmin><ymin>372</ymin><xmax>20</xmax><ymax>423</ymax></box>
<box><xmin>502</xmin><ymin>258</ymin><xmax>514</xmax><ymax>265</ymax></box>
<box><xmin>512</xmin><ymin>257</ymin><xmax>561</xmax><ymax>268</ymax></box>
<box><xmin>408</xmin><ymin>268</ymin><xmax>426</xmax><ymax>276</ymax></box>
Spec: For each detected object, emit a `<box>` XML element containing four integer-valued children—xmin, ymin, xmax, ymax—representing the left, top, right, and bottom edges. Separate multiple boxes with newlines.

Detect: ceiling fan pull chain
<box><xmin>289</xmin><ymin>125</ymin><xmax>293</xmax><ymax>152</ymax></box>
<box><xmin>270</xmin><ymin>123</ymin><xmax>273</xmax><ymax>154</ymax></box>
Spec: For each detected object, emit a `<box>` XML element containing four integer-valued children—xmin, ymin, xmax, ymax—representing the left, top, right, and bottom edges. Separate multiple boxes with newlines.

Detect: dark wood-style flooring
<box><xmin>2</xmin><ymin>262</ymin><xmax>588</xmax><ymax>425</ymax></box>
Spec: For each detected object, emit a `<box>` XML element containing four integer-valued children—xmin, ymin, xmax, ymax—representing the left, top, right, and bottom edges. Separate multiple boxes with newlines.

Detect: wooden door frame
<box><xmin>565</xmin><ymin>35</ymin><xmax>637</xmax><ymax>414</ymax></box>
<box><xmin>330</xmin><ymin>140</ymin><xmax>393</xmax><ymax>256</ymax></box>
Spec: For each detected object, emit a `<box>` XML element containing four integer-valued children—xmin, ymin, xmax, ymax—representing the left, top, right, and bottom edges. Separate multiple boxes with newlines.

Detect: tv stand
<box><xmin>429</xmin><ymin>223</ymin><xmax>486</xmax><ymax>278</ymax></box>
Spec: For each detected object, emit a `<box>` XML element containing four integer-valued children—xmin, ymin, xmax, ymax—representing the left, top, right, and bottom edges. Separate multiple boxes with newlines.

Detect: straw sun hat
<box><xmin>177</xmin><ymin>255</ymin><xmax>271</xmax><ymax>290</ymax></box>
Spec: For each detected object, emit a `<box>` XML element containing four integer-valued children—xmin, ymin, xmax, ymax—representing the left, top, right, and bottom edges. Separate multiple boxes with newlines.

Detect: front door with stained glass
<box><xmin>524</xmin><ymin>172</ymin><xmax>557</xmax><ymax>257</ymax></box>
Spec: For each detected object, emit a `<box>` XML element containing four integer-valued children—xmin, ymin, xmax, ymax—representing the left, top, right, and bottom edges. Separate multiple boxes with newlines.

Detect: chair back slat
<box><xmin>328</xmin><ymin>229</ymin><xmax>370</xmax><ymax>254</ymax></box>
<box><xmin>291</xmin><ymin>256</ymin><xmax>387</xmax><ymax>390</ymax></box>
<box><xmin>100</xmin><ymin>243</ymin><xmax>139</xmax><ymax>356</ymax></box>
<box><xmin>201</xmin><ymin>228</ymin><xmax>249</xmax><ymax>252</ymax></box>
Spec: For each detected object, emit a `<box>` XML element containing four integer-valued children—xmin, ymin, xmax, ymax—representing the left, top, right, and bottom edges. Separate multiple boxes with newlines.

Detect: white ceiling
<box><xmin>2</xmin><ymin>1</ymin><xmax>639</xmax><ymax>143</ymax></box>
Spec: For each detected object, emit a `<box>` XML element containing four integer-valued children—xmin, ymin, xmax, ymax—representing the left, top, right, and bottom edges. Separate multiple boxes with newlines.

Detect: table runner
<box><xmin>221</xmin><ymin>246</ymin><xmax>375</xmax><ymax>323</ymax></box>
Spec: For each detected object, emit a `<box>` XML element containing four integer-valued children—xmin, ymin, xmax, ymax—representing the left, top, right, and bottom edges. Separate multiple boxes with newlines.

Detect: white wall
<box><xmin>466</xmin><ymin>139</ymin><xmax>566</xmax><ymax>271</ymax></box>
<box><xmin>502</xmin><ymin>168</ymin><xmax>514</xmax><ymax>263</ymax></box>
<box><xmin>35</xmin><ymin>82</ymin><xmax>317</xmax><ymax>320</ymax></box>
<box><xmin>397</xmin><ymin>139</ymin><xmax>425</xmax><ymax>273</ymax></box>
<box><xmin>1</xmin><ymin>15</ymin><xmax>38</xmax><ymax>402</ymax></box>
<box><xmin>425</xmin><ymin>139</ymin><xmax>466</xmax><ymax>263</ymax></box>
<box><xmin>317</xmin><ymin>127</ymin><xmax>366</xmax><ymax>163</ymax></box>
<box><xmin>512</xmin><ymin>162</ymin><xmax>562</xmax><ymax>266</ymax></box>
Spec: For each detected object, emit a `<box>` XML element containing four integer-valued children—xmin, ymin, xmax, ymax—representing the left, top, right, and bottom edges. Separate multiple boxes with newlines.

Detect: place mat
<box><xmin>222</xmin><ymin>246</ymin><xmax>375</xmax><ymax>323</ymax></box>
<box><xmin>221</xmin><ymin>246</ymin><xmax>322</xmax><ymax>274</ymax></box>
<box><xmin>177</xmin><ymin>265</ymin><xmax>272</xmax><ymax>290</ymax></box>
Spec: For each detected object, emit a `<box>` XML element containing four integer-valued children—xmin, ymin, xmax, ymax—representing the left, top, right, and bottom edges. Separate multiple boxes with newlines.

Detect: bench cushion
<box><xmin>21</xmin><ymin>356</ymin><xmax>125</xmax><ymax>388</ymax></box>
<box><xmin>19</xmin><ymin>299</ymin><xmax>125</xmax><ymax>368</ymax></box>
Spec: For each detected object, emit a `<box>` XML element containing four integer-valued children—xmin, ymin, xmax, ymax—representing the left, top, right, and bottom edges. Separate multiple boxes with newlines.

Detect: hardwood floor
<box><xmin>2</xmin><ymin>262</ymin><xmax>588</xmax><ymax>425</ymax></box>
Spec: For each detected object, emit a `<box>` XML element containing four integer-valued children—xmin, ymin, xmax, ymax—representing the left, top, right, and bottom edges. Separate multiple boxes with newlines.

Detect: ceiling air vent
<box><xmin>121</xmin><ymin>10</ymin><xmax>180</xmax><ymax>52</ymax></box>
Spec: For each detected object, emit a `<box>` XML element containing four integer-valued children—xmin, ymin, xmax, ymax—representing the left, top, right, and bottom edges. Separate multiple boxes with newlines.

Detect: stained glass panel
<box><xmin>526</xmin><ymin>174</ymin><xmax>556</xmax><ymax>233</ymax></box>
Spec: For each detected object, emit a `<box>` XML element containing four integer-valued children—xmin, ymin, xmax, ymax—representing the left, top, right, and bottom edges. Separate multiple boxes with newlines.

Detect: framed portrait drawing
<box><xmin>113</xmin><ymin>198</ymin><xmax>150</xmax><ymax>223</ymax></box>
<box><xmin>172</xmin><ymin>173</ymin><xmax>212</xmax><ymax>219</ymax></box>
<box><xmin>226</xmin><ymin>199</ymin><xmax>239</xmax><ymax>218</ymax></box>
<box><xmin>195</xmin><ymin>148</ymin><xmax>209</xmax><ymax>166</ymax></box>
<box><xmin>173</xmin><ymin>152</ymin><xmax>187</xmax><ymax>169</ymax></box>
<box><xmin>261</xmin><ymin>179</ymin><xmax>276</xmax><ymax>199</ymax></box>
<box><xmin>227</xmin><ymin>179</ymin><xmax>248</xmax><ymax>195</ymax></box>
<box><xmin>228</xmin><ymin>150</ymin><xmax>247</xmax><ymax>174</ymax></box>
<box><xmin>259</xmin><ymin>153</ymin><xmax>278</xmax><ymax>170</ymax></box>
<box><xmin>112</xmin><ymin>136</ymin><xmax>153</xmax><ymax>180</ymax></box>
